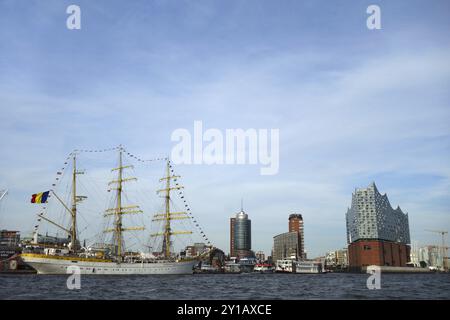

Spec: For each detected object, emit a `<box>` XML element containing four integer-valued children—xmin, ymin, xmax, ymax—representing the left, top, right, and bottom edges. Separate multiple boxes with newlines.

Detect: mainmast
<box><xmin>104</xmin><ymin>147</ymin><xmax>144</xmax><ymax>259</ymax></box>
<box><xmin>151</xmin><ymin>160</ymin><xmax>192</xmax><ymax>259</ymax></box>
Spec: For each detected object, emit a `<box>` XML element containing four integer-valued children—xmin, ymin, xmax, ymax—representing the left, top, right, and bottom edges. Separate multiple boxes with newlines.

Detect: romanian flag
<box><xmin>31</xmin><ymin>191</ymin><xmax>50</xmax><ymax>204</ymax></box>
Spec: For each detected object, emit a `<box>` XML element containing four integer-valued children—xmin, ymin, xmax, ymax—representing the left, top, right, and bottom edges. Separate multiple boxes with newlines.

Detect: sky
<box><xmin>0</xmin><ymin>0</ymin><xmax>449</xmax><ymax>258</ymax></box>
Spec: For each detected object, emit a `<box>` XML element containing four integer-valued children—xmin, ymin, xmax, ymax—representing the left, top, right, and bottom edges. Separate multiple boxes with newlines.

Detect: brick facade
<box><xmin>348</xmin><ymin>240</ymin><xmax>410</xmax><ymax>269</ymax></box>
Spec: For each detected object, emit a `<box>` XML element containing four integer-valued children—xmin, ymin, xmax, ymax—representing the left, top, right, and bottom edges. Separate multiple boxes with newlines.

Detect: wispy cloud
<box><xmin>0</xmin><ymin>0</ymin><xmax>449</xmax><ymax>256</ymax></box>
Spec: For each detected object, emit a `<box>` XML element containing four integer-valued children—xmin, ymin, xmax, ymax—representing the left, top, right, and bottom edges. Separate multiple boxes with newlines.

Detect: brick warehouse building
<box><xmin>346</xmin><ymin>183</ymin><xmax>411</xmax><ymax>270</ymax></box>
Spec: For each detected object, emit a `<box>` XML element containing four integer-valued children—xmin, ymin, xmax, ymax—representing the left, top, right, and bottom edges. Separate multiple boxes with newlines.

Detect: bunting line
<box><xmin>169</xmin><ymin>160</ymin><xmax>212</xmax><ymax>247</ymax></box>
<box><xmin>121</xmin><ymin>146</ymin><xmax>167</xmax><ymax>163</ymax></box>
<box><xmin>34</xmin><ymin>146</ymin><xmax>122</xmax><ymax>234</ymax></box>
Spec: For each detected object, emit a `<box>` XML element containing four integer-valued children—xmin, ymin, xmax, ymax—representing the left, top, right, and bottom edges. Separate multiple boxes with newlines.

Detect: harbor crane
<box><xmin>425</xmin><ymin>229</ymin><xmax>448</xmax><ymax>271</ymax></box>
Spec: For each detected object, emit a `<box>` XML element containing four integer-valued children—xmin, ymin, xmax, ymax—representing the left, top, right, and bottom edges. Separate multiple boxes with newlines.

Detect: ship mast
<box><xmin>104</xmin><ymin>147</ymin><xmax>144</xmax><ymax>260</ymax></box>
<box><xmin>38</xmin><ymin>153</ymin><xmax>85</xmax><ymax>251</ymax></box>
<box><xmin>71</xmin><ymin>155</ymin><xmax>78</xmax><ymax>251</ymax></box>
<box><xmin>151</xmin><ymin>160</ymin><xmax>192</xmax><ymax>259</ymax></box>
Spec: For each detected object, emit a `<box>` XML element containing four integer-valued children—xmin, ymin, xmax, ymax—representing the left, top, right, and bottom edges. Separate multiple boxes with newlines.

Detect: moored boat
<box><xmin>253</xmin><ymin>263</ymin><xmax>274</xmax><ymax>273</ymax></box>
<box><xmin>294</xmin><ymin>261</ymin><xmax>323</xmax><ymax>274</ymax></box>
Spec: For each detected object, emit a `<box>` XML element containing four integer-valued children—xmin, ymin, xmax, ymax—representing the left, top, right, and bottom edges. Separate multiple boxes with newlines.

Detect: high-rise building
<box><xmin>346</xmin><ymin>182</ymin><xmax>411</xmax><ymax>270</ymax></box>
<box><xmin>230</xmin><ymin>207</ymin><xmax>252</xmax><ymax>259</ymax></box>
<box><xmin>273</xmin><ymin>231</ymin><xmax>300</xmax><ymax>262</ymax></box>
<box><xmin>288</xmin><ymin>214</ymin><xmax>305</xmax><ymax>259</ymax></box>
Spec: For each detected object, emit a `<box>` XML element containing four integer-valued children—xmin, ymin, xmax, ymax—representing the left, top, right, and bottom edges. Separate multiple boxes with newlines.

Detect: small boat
<box><xmin>253</xmin><ymin>263</ymin><xmax>274</xmax><ymax>273</ymax></box>
<box><xmin>294</xmin><ymin>261</ymin><xmax>323</xmax><ymax>274</ymax></box>
<box><xmin>275</xmin><ymin>259</ymin><xmax>295</xmax><ymax>273</ymax></box>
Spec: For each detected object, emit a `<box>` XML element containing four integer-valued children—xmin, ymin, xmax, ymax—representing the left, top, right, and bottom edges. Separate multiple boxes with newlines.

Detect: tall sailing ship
<box><xmin>21</xmin><ymin>148</ymin><xmax>200</xmax><ymax>274</ymax></box>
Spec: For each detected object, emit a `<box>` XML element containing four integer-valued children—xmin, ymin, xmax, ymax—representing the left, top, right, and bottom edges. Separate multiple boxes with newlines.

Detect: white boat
<box><xmin>294</xmin><ymin>261</ymin><xmax>323</xmax><ymax>274</ymax></box>
<box><xmin>253</xmin><ymin>263</ymin><xmax>274</xmax><ymax>273</ymax></box>
<box><xmin>21</xmin><ymin>148</ymin><xmax>204</xmax><ymax>275</ymax></box>
<box><xmin>275</xmin><ymin>259</ymin><xmax>295</xmax><ymax>273</ymax></box>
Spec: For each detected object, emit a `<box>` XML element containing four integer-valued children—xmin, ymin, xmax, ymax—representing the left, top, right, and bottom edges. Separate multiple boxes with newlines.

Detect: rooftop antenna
<box><xmin>240</xmin><ymin>198</ymin><xmax>244</xmax><ymax>212</ymax></box>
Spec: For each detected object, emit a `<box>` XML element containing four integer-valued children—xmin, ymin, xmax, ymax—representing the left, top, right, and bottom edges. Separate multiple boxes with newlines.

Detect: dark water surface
<box><xmin>1</xmin><ymin>273</ymin><xmax>449</xmax><ymax>300</ymax></box>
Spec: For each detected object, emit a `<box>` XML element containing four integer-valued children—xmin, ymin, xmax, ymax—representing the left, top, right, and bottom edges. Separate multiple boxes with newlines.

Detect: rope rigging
<box><xmin>30</xmin><ymin>145</ymin><xmax>212</xmax><ymax>255</ymax></box>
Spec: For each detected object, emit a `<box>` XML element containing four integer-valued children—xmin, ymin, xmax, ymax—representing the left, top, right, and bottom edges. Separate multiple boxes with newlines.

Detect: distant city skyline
<box><xmin>0</xmin><ymin>0</ymin><xmax>449</xmax><ymax>257</ymax></box>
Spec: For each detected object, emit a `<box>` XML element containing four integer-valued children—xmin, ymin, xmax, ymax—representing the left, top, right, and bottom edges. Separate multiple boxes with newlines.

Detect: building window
<box><xmin>363</xmin><ymin>245</ymin><xmax>371</xmax><ymax>250</ymax></box>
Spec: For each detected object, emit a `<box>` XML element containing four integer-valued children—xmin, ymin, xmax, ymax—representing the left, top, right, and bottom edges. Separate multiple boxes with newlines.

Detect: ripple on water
<box><xmin>1</xmin><ymin>273</ymin><xmax>450</xmax><ymax>300</ymax></box>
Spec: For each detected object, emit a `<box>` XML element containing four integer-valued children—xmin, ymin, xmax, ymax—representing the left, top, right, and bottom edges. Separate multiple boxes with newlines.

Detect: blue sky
<box><xmin>0</xmin><ymin>0</ymin><xmax>449</xmax><ymax>257</ymax></box>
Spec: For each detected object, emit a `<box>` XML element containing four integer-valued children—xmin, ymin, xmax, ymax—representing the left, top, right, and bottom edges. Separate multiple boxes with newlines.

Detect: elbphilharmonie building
<box><xmin>346</xmin><ymin>182</ymin><xmax>410</xmax><ymax>244</ymax></box>
<box><xmin>346</xmin><ymin>183</ymin><xmax>411</xmax><ymax>269</ymax></box>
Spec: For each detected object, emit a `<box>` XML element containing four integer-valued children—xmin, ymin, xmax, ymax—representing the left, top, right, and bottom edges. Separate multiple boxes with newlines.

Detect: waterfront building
<box><xmin>414</xmin><ymin>245</ymin><xmax>445</xmax><ymax>270</ymax></box>
<box><xmin>289</xmin><ymin>214</ymin><xmax>305</xmax><ymax>259</ymax></box>
<box><xmin>346</xmin><ymin>182</ymin><xmax>411</xmax><ymax>269</ymax></box>
<box><xmin>230</xmin><ymin>207</ymin><xmax>252</xmax><ymax>259</ymax></box>
<box><xmin>255</xmin><ymin>250</ymin><xmax>265</xmax><ymax>262</ymax></box>
<box><xmin>185</xmin><ymin>242</ymin><xmax>210</xmax><ymax>258</ymax></box>
<box><xmin>325</xmin><ymin>248</ymin><xmax>348</xmax><ymax>270</ymax></box>
<box><xmin>0</xmin><ymin>230</ymin><xmax>20</xmax><ymax>247</ymax></box>
<box><xmin>21</xmin><ymin>232</ymin><xmax>71</xmax><ymax>247</ymax></box>
<box><xmin>273</xmin><ymin>231</ymin><xmax>301</xmax><ymax>262</ymax></box>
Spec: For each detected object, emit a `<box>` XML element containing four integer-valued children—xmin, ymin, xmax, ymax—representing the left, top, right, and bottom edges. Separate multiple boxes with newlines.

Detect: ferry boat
<box><xmin>21</xmin><ymin>148</ymin><xmax>204</xmax><ymax>275</ymax></box>
<box><xmin>294</xmin><ymin>261</ymin><xmax>323</xmax><ymax>274</ymax></box>
<box><xmin>224</xmin><ymin>261</ymin><xmax>241</xmax><ymax>273</ymax></box>
<box><xmin>238</xmin><ymin>257</ymin><xmax>257</xmax><ymax>273</ymax></box>
<box><xmin>275</xmin><ymin>259</ymin><xmax>323</xmax><ymax>274</ymax></box>
<box><xmin>275</xmin><ymin>259</ymin><xmax>295</xmax><ymax>273</ymax></box>
<box><xmin>253</xmin><ymin>263</ymin><xmax>274</xmax><ymax>273</ymax></box>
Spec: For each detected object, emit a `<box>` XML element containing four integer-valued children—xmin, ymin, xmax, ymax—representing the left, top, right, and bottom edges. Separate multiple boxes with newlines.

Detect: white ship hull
<box><xmin>21</xmin><ymin>254</ymin><xmax>196</xmax><ymax>275</ymax></box>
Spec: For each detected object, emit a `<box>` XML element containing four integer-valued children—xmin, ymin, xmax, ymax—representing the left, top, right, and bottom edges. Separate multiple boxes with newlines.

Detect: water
<box><xmin>1</xmin><ymin>273</ymin><xmax>449</xmax><ymax>299</ymax></box>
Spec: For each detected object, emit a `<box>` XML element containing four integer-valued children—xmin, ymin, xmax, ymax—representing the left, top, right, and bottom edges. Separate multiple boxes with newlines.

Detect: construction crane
<box><xmin>0</xmin><ymin>189</ymin><xmax>8</xmax><ymax>228</ymax></box>
<box><xmin>425</xmin><ymin>229</ymin><xmax>448</xmax><ymax>271</ymax></box>
<box><xmin>0</xmin><ymin>189</ymin><xmax>7</xmax><ymax>202</ymax></box>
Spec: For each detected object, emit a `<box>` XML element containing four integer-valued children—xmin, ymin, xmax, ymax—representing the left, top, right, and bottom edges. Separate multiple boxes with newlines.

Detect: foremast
<box><xmin>70</xmin><ymin>155</ymin><xmax>86</xmax><ymax>251</ymax></box>
<box><xmin>36</xmin><ymin>154</ymin><xmax>85</xmax><ymax>252</ymax></box>
<box><xmin>151</xmin><ymin>160</ymin><xmax>192</xmax><ymax>258</ymax></box>
<box><xmin>104</xmin><ymin>147</ymin><xmax>144</xmax><ymax>260</ymax></box>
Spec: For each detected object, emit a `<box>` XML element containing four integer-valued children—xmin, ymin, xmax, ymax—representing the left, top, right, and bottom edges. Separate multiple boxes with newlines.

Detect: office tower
<box><xmin>288</xmin><ymin>213</ymin><xmax>305</xmax><ymax>259</ymax></box>
<box><xmin>230</xmin><ymin>207</ymin><xmax>252</xmax><ymax>259</ymax></box>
